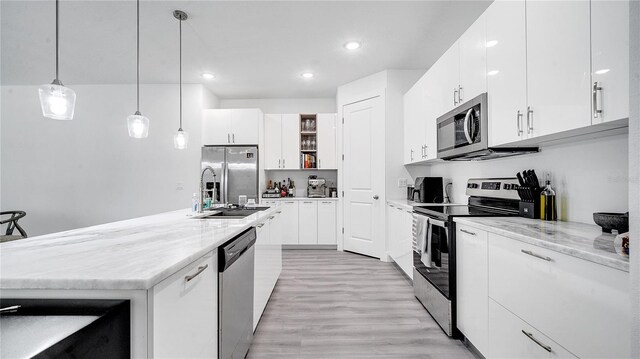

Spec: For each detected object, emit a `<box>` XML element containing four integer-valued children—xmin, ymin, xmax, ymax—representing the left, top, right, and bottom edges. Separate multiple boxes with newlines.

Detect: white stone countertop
<box><xmin>454</xmin><ymin>217</ymin><xmax>629</xmax><ymax>272</ymax></box>
<box><xmin>0</xmin><ymin>206</ymin><xmax>279</xmax><ymax>291</ymax></box>
<box><xmin>260</xmin><ymin>197</ymin><xmax>339</xmax><ymax>201</ymax></box>
<box><xmin>386</xmin><ymin>199</ymin><xmax>466</xmax><ymax>211</ymax></box>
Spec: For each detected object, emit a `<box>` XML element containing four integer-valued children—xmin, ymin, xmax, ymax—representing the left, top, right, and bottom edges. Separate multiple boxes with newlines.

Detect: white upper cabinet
<box><xmin>438</xmin><ymin>43</ymin><xmax>461</xmax><ymax>113</ymax></box>
<box><xmin>264</xmin><ymin>114</ymin><xmax>300</xmax><ymax>169</ymax></box>
<box><xmin>281</xmin><ymin>114</ymin><xmax>300</xmax><ymax>169</ymax></box>
<box><xmin>316</xmin><ymin>113</ymin><xmax>337</xmax><ymax>169</ymax></box>
<box><xmin>486</xmin><ymin>0</ymin><xmax>528</xmax><ymax>147</ymax></box>
<box><xmin>591</xmin><ymin>0</ymin><xmax>629</xmax><ymax>124</ymax></box>
<box><xmin>403</xmin><ymin>78</ymin><xmax>427</xmax><ymax>164</ymax></box>
<box><xmin>202</xmin><ymin>108</ymin><xmax>261</xmax><ymax>145</ymax></box>
<box><xmin>525</xmin><ymin>1</ymin><xmax>591</xmax><ymax>138</ymax></box>
<box><xmin>458</xmin><ymin>14</ymin><xmax>487</xmax><ymax>104</ymax></box>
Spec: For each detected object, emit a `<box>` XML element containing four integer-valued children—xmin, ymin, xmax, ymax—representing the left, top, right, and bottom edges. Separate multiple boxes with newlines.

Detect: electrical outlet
<box><xmin>176</xmin><ymin>182</ymin><xmax>184</xmax><ymax>191</ymax></box>
<box><xmin>398</xmin><ymin>178</ymin><xmax>408</xmax><ymax>188</ymax></box>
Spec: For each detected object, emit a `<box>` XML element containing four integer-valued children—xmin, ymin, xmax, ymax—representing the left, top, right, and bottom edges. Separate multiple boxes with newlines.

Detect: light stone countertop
<box><xmin>260</xmin><ymin>197</ymin><xmax>339</xmax><ymax>201</ymax></box>
<box><xmin>386</xmin><ymin>199</ymin><xmax>466</xmax><ymax>211</ymax></box>
<box><xmin>0</xmin><ymin>206</ymin><xmax>279</xmax><ymax>291</ymax></box>
<box><xmin>454</xmin><ymin>217</ymin><xmax>629</xmax><ymax>272</ymax></box>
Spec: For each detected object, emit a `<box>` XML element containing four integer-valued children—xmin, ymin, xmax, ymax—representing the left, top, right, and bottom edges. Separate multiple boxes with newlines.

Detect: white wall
<box><xmin>1</xmin><ymin>83</ymin><xmax>218</xmax><ymax>236</ymax></box>
<box><xmin>406</xmin><ymin>134</ymin><xmax>629</xmax><ymax>225</ymax></box>
<box><xmin>219</xmin><ymin>98</ymin><xmax>336</xmax><ymax>114</ymax></box>
<box><xmin>629</xmin><ymin>1</ymin><xmax>639</xmax><ymax>356</ymax></box>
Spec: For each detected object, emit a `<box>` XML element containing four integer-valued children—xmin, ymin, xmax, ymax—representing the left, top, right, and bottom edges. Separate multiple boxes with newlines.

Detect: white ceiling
<box><xmin>1</xmin><ymin>1</ymin><xmax>491</xmax><ymax>99</ymax></box>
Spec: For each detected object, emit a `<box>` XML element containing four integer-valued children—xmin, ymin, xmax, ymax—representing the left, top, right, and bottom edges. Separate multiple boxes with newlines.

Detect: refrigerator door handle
<box><xmin>223</xmin><ymin>162</ymin><xmax>229</xmax><ymax>204</ymax></box>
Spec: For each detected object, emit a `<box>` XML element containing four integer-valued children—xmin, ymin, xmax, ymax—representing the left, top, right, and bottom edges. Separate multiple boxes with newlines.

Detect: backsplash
<box><xmin>264</xmin><ymin>170</ymin><xmax>338</xmax><ymax>197</ymax></box>
<box><xmin>406</xmin><ymin>133</ymin><xmax>629</xmax><ymax>224</ymax></box>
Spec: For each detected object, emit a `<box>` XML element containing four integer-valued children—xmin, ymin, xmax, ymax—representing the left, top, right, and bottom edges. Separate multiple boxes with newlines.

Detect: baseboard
<box><xmin>282</xmin><ymin>245</ymin><xmax>338</xmax><ymax>250</ymax></box>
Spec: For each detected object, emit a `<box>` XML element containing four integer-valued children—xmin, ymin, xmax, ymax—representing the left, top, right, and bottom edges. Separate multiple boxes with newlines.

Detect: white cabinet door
<box><xmin>437</xmin><ymin>42</ymin><xmax>461</xmax><ymax>113</ymax></box>
<box><xmin>486</xmin><ymin>0</ymin><xmax>528</xmax><ymax>146</ymax></box>
<box><xmin>489</xmin><ymin>299</ymin><xmax>577</xmax><ymax>359</ymax></box>
<box><xmin>526</xmin><ymin>1</ymin><xmax>591</xmax><ymax>137</ymax></box>
<box><xmin>591</xmin><ymin>0</ymin><xmax>629</xmax><ymax>124</ymax></box>
<box><xmin>298</xmin><ymin>201</ymin><xmax>318</xmax><ymax>245</ymax></box>
<box><xmin>458</xmin><ymin>14</ymin><xmax>487</xmax><ymax>103</ymax></box>
<box><xmin>269</xmin><ymin>210</ymin><xmax>283</xmax><ymax>280</ymax></box>
<box><xmin>281</xmin><ymin>114</ymin><xmax>300</xmax><ymax>169</ymax></box>
<box><xmin>423</xmin><ymin>69</ymin><xmax>440</xmax><ymax>160</ymax></box>
<box><xmin>231</xmin><ymin>109</ymin><xmax>260</xmax><ymax>145</ymax></box>
<box><xmin>386</xmin><ymin>204</ymin><xmax>401</xmax><ymax>259</ymax></box>
<box><xmin>317</xmin><ymin>113</ymin><xmax>337</xmax><ymax>169</ymax></box>
<box><xmin>264</xmin><ymin>114</ymin><xmax>282</xmax><ymax>169</ymax></box>
<box><xmin>202</xmin><ymin>109</ymin><xmax>231</xmax><ymax>145</ymax></box>
<box><xmin>317</xmin><ymin>200</ymin><xmax>337</xmax><ymax>244</ymax></box>
<box><xmin>456</xmin><ymin>225</ymin><xmax>488</xmax><ymax>356</ymax></box>
<box><xmin>253</xmin><ymin>219</ymin><xmax>271</xmax><ymax>331</ymax></box>
<box><xmin>152</xmin><ymin>251</ymin><xmax>217</xmax><ymax>358</ymax></box>
<box><xmin>403</xmin><ymin>79</ymin><xmax>426</xmax><ymax>164</ymax></box>
<box><xmin>280</xmin><ymin>200</ymin><xmax>299</xmax><ymax>244</ymax></box>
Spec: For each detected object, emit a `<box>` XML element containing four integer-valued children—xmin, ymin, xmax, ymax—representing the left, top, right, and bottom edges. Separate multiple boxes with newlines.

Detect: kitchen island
<box><xmin>0</xmin><ymin>206</ymin><xmax>280</xmax><ymax>358</ymax></box>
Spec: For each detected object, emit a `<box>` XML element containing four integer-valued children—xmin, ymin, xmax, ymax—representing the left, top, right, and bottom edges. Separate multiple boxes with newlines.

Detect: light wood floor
<box><xmin>248</xmin><ymin>250</ymin><xmax>476</xmax><ymax>359</ymax></box>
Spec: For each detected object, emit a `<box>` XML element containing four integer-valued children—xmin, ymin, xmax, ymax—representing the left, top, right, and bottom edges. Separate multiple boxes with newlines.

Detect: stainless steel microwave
<box><xmin>436</xmin><ymin>93</ymin><xmax>538</xmax><ymax>160</ymax></box>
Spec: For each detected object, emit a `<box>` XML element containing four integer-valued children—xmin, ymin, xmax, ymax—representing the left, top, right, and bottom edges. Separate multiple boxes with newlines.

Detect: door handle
<box><xmin>517</xmin><ymin>110</ymin><xmax>523</xmax><ymax>136</ymax></box>
<box><xmin>232</xmin><ymin>133</ymin><xmax>235</xmax><ymax>143</ymax></box>
<box><xmin>373</xmin><ymin>195</ymin><xmax>379</xmax><ymax>200</ymax></box>
<box><xmin>463</xmin><ymin>108</ymin><xmax>474</xmax><ymax>144</ymax></box>
<box><xmin>185</xmin><ymin>264</ymin><xmax>209</xmax><ymax>282</ymax></box>
<box><xmin>458</xmin><ymin>85</ymin><xmax>463</xmax><ymax>103</ymax></box>
<box><xmin>521</xmin><ymin>249</ymin><xmax>552</xmax><ymax>262</ymax></box>
<box><xmin>460</xmin><ymin>229</ymin><xmax>476</xmax><ymax>236</ymax></box>
<box><xmin>410</xmin><ymin>149</ymin><xmax>414</xmax><ymax>161</ymax></box>
<box><xmin>521</xmin><ymin>330</ymin><xmax>552</xmax><ymax>353</ymax></box>
<box><xmin>526</xmin><ymin>106</ymin><xmax>534</xmax><ymax>134</ymax></box>
<box><xmin>453</xmin><ymin>88</ymin><xmax>458</xmax><ymax>106</ymax></box>
<box><xmin>593</xmin><ymin>82</ymin><xmax>603</xmax><ymax>118</ymax></box>
<box><xmin>227</xmin><ymin>133</ymin><xmax>230</xmax><ymax>143</ymax></box>
<box><xmin>278</xmin><ymin>159</ymin><xmax>281</xmax><ymax>168</ymax></box>
<box><xmin>282</xmin><ymin>158</ymin><xmax>285</xmax><ymax>168</ymax></box>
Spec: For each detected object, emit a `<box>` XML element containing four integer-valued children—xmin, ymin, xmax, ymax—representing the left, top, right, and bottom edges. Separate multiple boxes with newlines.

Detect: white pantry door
<box><xmin>342</xmin><ymin>96</ymin><xmax>385</xmax><ymax>258</ymax></box>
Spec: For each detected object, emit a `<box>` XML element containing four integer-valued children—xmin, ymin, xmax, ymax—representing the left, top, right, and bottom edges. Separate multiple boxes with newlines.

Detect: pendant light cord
<box><xmin>136</xmin><ymin>0</ymin><xmax>140</xmax><ymax>112</ymax></box>
<box><xmin>55</xmin><ymin>0</ymin><xmax>59</xmax><ymax>80</ymax></box>
<box><xmin>179</xmin><ymin>16</ymin><xmax>183</xmax><ymax>130</ymax></box>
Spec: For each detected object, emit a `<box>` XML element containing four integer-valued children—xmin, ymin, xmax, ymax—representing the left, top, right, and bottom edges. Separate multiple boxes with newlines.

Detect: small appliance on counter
<box><xmin>411</xmin><ymin>177</ymin><xmax>447</xmax><ymax>203</ymax></box>
<box><xmin>307</xmin><ymin>176</ymin><xmax>327</xmax><ymax>198</ymax></box>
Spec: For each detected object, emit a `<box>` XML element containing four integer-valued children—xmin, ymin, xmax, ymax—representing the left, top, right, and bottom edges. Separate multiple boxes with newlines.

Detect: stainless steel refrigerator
<box><xmin>201</xmin><ymin>146</ymin><xmax>259</xmax><ymax>205</ymax></box>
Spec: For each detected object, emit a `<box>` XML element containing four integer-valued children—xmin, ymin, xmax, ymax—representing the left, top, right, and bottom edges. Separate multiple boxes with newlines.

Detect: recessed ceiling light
<box><xmin>201</xmin><ymin>73</ymin><xmax>215</xmax><ymax>80</ymax></box>
<box><xmin>301</xmin><ymin>72</ymin><xmax>314</xmax><ymax>79</ymax></box>
<box><xmin>487</xmin><ymin>70</ymin><xmax>500</xmax><ymax>76</ymax></box>
<box><xmin>344</xmin><ymin>41</ymin><xmax>361</xmax><ymax>50</ymax></box>
<box><xmin>486</xmin><ymin>40</ymin><xmax>499</xmax><ymax>48</ymax></box>
<box><xmin>595</xmin><ymin>68</ymin><xmax>610</xmax><ymax>75</ymax></box>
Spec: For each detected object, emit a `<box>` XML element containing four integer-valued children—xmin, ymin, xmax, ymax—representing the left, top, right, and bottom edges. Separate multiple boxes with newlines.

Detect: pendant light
<box><xmin>173</xmin><ymin>10</ymin><xmax>188</xmax><ymax>149</ymax></box>
<box><xmin>39</xmin><ymin>0</ymin><xmax>76</xmax><ymax>120</ymax></box>
<box><xmin>127</xmin><ymin>0</ymin><xmax>149</xmax><ymax>138</ymax></box>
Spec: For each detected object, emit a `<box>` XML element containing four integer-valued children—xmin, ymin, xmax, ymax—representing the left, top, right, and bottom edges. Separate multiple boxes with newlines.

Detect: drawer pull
<box><xmin>269</xmin><ymin>216</ymin><xmax>275</xmax><ymax>220</ymax></box>
<box><xmin>521</xmin><ymin>330</ymin><xmax>552</xmax><ymax>353</ymax></box>
<box><xmin>256</xmin><ymin>223</ymin><xmax>265</xmax><ymax>228</ymax></box>
<box><xmin>276</xmin><ymin>211</ymin><xmax>282</xmax><ymax>214</ymax></box>
<box><xmin>185</xmin><ymin>264</ymin><xmax>209</xmax><ymax>282</ymax></box>
<box><xmin>521</xmin><ymin>249</ymin><xmax>552</xmax><ymax>262</ymax></box>
<box><xmin>460</xmin><ymin>229</ymin><xmax>476</xmax><ymax>236</ymax></box>
<box><xmin>0</xmin><ymin>305</ymin><xmax>21</xmax><ymax>314</ymax></box>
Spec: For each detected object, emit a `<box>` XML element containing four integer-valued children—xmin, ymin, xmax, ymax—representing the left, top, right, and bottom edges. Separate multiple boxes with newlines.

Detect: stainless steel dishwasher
<box><xmin>218</xmin><ymin>227</ymin><xmax>256</xmax><ymax>359</ymax></box>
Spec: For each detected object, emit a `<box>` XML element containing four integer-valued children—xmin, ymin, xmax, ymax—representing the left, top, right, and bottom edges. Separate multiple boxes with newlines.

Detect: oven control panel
<box><xmin>466</xmin><ymin>178</ymin><xmax>520</xmax><ymax>200</ymax></box>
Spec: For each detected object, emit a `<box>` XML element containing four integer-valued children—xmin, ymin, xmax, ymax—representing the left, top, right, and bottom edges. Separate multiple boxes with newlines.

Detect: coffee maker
<box><xmin>410</xmin><ymin>177</ymin><xmax>447</xmax><ymax>203</ymax></box>
<box><xmin>307</xmin><ymin>176</ymin><xmax>327</xmax><ymax>198</ymax></box>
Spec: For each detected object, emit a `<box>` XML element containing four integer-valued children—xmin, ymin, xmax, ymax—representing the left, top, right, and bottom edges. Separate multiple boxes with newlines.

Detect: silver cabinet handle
<box><xmin>389</xmin><ymin>204</ymin><xmax>395</xmax><ymax>208</ymax></box>
<box><xmin>269</xmin><ymin>216</ymin><xmax>275</xmax><ymax>219</ymax></box>
<box><xmin>410</xmin><ymin>149</ymin><xmax>414</xmax><ymax>161</ymax></box>
<box><xmin>232</xmin><ymin>133</ymin><xmax>235</xmax><ymax>143</ymax></box>
<box><xmin>521</xmin><ymin>330</ymin><xmax>552</xmax><ymax>353</ymax></box>
<box><xmin>278</xmin><ymin>159</ymin><xmax>281</xmax><ymax>168</ymax></box>
<box><xmin>276</xmin><ymin>211</ymin><xmax>282</xmax><ymax>214</ymax></box>
<box><xmin>256</xmin><ymin>223</ymin><xmax>265</xmax><ymax>228</ymax></box>
<box><xmin>458</xmin><ymin>85</ymin><xmax>463</xmax><ymax>103</ymax></box>
<box><xmin>0</xmin><ymin>305</ymin><xmax>21</xmax><ymax>313</ymax></box>
<box><xmin>373</xmin><ymin>195</ymin><xmax>379</xmax><ymax>200</ymax></box>
<box><xmin>303</xmin><ymin>201</ymin><xmax>313</xmax><ymax>204</ymax></box>
<box><xmin>527</xmin><ymin>106</ymin><xmax>534</xmax><ymax>134</ymax></box>
<box><xmin>318</xmin><ymin>159</ymin><xmax>321</xmax><ymax>168</ymax></box>
<box><xmin>406</xmin><ymin>210</ymin><xmax>413</xmax><ymax>214</ymax></box>
<box><xmin>397</xmin><ymin>207</ymin><xmax>403</xmax><ymax>211</ymax></box>
<box><xmin>283</xmin><ymin>158</ymin><xmax>285</xmax><ymax>167</ymax></box>
<box><xmin>517</xmin><ymin>110</ymin><xmax>523</xmax><ymax>136</ymax></box>
<box><xmin>227</xmin><ymin>133</ymin><xmax>230</xmax><ymax>143</ymax></box>
<box><xmin>453</xmin><ymin>88</ymin><xmax>458</xmax><ymax>106</ymax></box>
<box><xmin>285</xmin><ymin>201</ymin><xmax>295</xmax><ymax>204</ymax></box>
<box><xmin>521</xmin><ymin>249</ymin><xmax>552</xmax><ymax>262</ymax></box>
<box><xmin>460</xmin><ymin>229</ymin><xmax>476</xmax><ymax>236</ymax></box>
<box><xmin>185</xmin><ymin>264</ymin><xmax>209</xmax><ymax>282</ymax></box>
<box><xmin>593</xmin><ymin>82</ymin><xmax>603</xmax><ymax>118</ymax></box>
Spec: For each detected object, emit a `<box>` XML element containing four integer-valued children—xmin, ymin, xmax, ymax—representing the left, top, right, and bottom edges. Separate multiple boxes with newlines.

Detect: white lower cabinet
<box><xmin>253</xmin><ymin>211</ymin><xmax>283</xmax><ymax>330</ymax></box>
<box><xmin>386</xmin><ymin>203</ymin><xmax>413</xmax><ymax>279</ymax></box>
<box><xmin>489</xmin><ymin>299</ymin><xmax>576</xmax><ymax>359</ymax></box>
<box><xmin>317</xmin><ymin>201</ymin><xmax>337</xmax><ymax>245</ymax></box>
<box><xmin>298</xmin><ymin>201</ymin><xmax>319</xmax><ymax>244</ymax></box>
<box><xmin>455</xmin><ymin>225</ymin><xmax>488</xmax><ymax>355</ymax></box>
<box><xmin>280</xmin><ymin>201</ymin><xmax>299</xmax><ymax>244</ymax></box>
<box><xmin>151</xmin><ymin>251</ymin><xmax>218</xmax><ymax>358</ymax></box>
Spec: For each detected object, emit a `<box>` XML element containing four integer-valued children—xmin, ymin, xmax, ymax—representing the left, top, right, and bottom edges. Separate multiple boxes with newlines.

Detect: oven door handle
<box><xmin>428</xmin><ymin>218</ymin><xmax>447</xmax><ymax>228</ymax></box>
<box><xmin>425</xmin><ymin>219</ymin><xmax>433</xmax><ymax>269</ymax></box>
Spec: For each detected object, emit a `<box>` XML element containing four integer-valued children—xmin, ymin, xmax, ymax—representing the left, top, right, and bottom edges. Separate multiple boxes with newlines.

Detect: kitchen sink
<box><xmin>194</xmin><ymin>207</ymin><xmax>270</xmax><ymax>219</ymax></box>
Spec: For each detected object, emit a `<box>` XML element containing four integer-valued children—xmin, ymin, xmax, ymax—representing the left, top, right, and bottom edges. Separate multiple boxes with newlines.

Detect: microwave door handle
<box><xmin>463</xmin><ymin>108</ymin><xmax>473</xmax><ymax>144</ymax></box>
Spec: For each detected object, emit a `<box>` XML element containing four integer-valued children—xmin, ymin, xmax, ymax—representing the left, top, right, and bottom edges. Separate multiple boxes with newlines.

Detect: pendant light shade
<box><xmin>173</xmin><ymin>128</ymin><xmax>189</xmax><ymax>149</ymax></box>
<box><xmin>40</xmin><ymin>0</ymin><xmax>76</xmax><ymax>120</ymax></box>
<box><xmin>39</xmin><ymin>81</ymin><xmax>76</xmax><ymax>120</ymax></box>
<box><xmin>127</xmin><ymin>0</ymin><xmax>149</xmax><ymax>138</ymax></box>
<box><xmin>173</xmin><ymin>10</ymin><xmax>188</xmax><ymax>149</ymax></box>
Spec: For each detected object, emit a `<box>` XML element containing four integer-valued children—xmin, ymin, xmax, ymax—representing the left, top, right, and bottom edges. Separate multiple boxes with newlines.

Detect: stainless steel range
<box><xmin>412</xmin><ymin>178</ymin><xmax>520</xmax><ymax>337</ymax></box>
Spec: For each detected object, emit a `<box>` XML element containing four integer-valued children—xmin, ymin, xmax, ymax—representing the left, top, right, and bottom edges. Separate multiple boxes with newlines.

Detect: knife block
<box><xmin>519</xmin><ymin>200</ymin><xmax>540</xmax><ymax>219</ymax></box>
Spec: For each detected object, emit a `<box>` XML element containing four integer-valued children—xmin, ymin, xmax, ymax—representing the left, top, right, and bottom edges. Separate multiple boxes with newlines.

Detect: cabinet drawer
<box><xmin>489</xmin><ymin>299</ymin><xmax>576</xmax><ymax>359</ymax></box>
<box><xmin>152</xmin><ymin>251</ymin><xmax>217</xmax><ymax>358</ymax></box>
<box><xmin>488</xmin><ymin>233</ymin><xmax>629</xmax><ymax>358</ymax></box>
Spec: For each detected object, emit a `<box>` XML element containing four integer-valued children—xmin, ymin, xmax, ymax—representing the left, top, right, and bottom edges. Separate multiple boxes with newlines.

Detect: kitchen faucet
<box><xmin>199</xmin><ymin>166</ymin><xmax>217</xmax><ymax>213</ymax></box>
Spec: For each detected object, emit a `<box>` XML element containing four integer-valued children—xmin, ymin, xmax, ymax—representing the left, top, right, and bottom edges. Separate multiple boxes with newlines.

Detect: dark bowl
<box><xmin>593</xmin><ymin>212</ymin><xmax>629</xmax><ymax>233</ymax></box>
